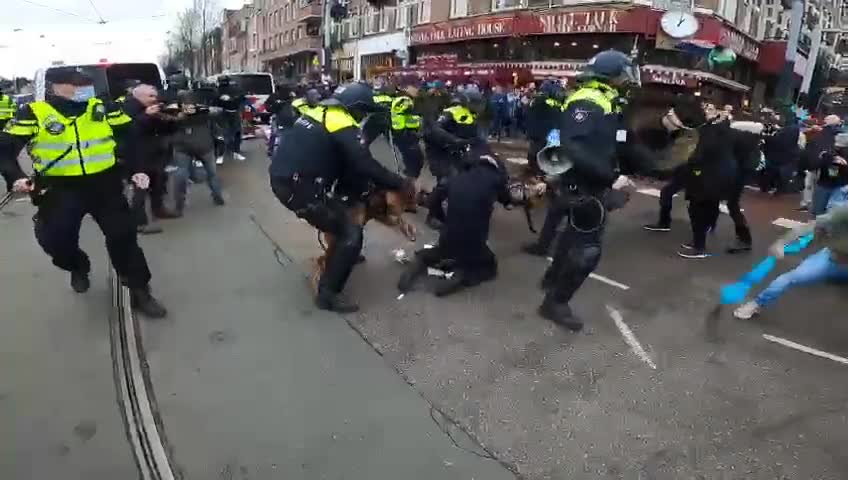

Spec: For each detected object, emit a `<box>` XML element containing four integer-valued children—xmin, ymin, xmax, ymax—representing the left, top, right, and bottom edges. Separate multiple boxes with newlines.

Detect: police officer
<box><xmin>361</xmin><ymin>83</ymin><xmax>395</xmax><ymax>146</ymax></box>
<box><xmin>535</xmin><ymin>50</ymin><xmax>640</xmax><ymax>331</ymax></box>
<box><xmin>0</xmin><ymin>86</ymin><xmax>16</xmax><ymax>192</ymax></box>
<box><xmin>422</xmin><ymin>89</ymin><xmax>480</xmax><ymax>228</ymax></box>
<box><xmin>0</xmin><ymin>68</ymin><xmax>167</xmax><ymax>318</ymax></box>
<box><xmin>291</xmin><ymin>88</ymin><xmax>322</xmax><ymax>117</ymax></box>
<box><xmin>390</xmin><ymin>82</ymin><xmax>424</xmax><ymax>206</ymax></box>
<box><xmin>268</xmin><ymin>82</ymin><xmax>413</xmax><ymax>313</ymax></box>
<box><xmin>525</xmin><ymin>79</ymin><xmax>564</xmax><ymax>176</ymax></box>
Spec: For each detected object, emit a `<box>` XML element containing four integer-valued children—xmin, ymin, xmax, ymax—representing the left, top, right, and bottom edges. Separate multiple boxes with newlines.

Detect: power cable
<box><xmin>14</xmin><ymin>0</ymin><xmax>97</xmax><ymax>22</ymax></box>
<box><xmin>86</xmin><ymin>0</ymin><xmax>107</xmax><ymax>24</ymax></box>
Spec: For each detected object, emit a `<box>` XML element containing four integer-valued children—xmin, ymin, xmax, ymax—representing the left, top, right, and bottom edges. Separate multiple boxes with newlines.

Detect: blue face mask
<box><xmin>71</xmin><ymin>86</ymin><xmax>96</xmax><ymax>102</ymax></box>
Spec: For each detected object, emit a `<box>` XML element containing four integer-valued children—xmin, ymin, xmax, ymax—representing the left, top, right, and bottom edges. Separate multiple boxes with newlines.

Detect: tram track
<box><xmin>108</xmin><ymin>264</ymin><xmax>178</xmax><ymax>480</ymax></box>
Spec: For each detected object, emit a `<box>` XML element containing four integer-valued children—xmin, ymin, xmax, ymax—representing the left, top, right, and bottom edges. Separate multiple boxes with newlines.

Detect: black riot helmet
<box><xmin>328</xmin><ymin>82</ymin><xmax>383</xmax><ymax>121</ymax></box>
<box><xmin>578</xmin><ymin>49</ymin><xmax>641</xmax><ymax>88</ymax></box>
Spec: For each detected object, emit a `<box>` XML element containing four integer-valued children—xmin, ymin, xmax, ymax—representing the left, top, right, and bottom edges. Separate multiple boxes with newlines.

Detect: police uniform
<box><xmin>359</xmin><ymin>91</ymin><xmax>394</xmax><ymax>146</ymax></box>
<box><xmin>0</xmin><ymin>78</ymin><xmax>166</xmax><ymax>317</ymax></box>
<box><xmin>390</xmin><ymin>94</ymin><xmax>424</xmax><ymax>179</ymax></box>
<box><xmin>398</xmin><ymin>143</ymin><xmax>511</xmax><ymax>296</ymax></box>
<box><xmin>268</xmin><ymin>98</ymin><xmax>407</xmax><ymax>312</ymax></box>
<box><xmin>0</xmin><ymin>90</ymin><xmax>15</xmax><ymax>191</ymax></box>
<box><xmin>537</xmin><ymin>79</ymin><xmax>624</xmax><ymax>330</ymax></box>
<box><xmin>525</xmin><ymin>92</ymin><xmax>563</xmax><ymax>175</ymax></box>
<box><xmin>424</xmin><ymin>103</ymin><xmax>477</xmax><ymax>182</ymax></box>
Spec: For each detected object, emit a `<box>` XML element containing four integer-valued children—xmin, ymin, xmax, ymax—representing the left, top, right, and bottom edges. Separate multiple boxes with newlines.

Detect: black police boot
<box><xmin>538</xmin><ymin>295</ymin><xmax>583</xmax><ymax>332</ymax></box>
<box><xmin>315</xmin><ymin>290</ymin><xmax>360</xmax><ymax>314</ymax></box>
<box><xmin>522</xmin><ymin>241</ymin><xmax>548</xmax><ymax>257</ymax></box>
<box><xmin>397</xmin><ymin>255</ymin><xmax>427</xmax><ymax>293</ymax></box>
<box><xmin>70</xmin><ymin>270</ymin><xmax>90</xmax><ymax>293</ymax></box>
<box><xmin>130</xmin><ymin>287</ymin><xmax>168</xmax><ymax>319</ymax></box>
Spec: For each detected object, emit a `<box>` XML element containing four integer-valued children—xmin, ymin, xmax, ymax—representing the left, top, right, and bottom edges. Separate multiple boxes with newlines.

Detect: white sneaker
<box><xmin>733</xmin><ymin>301</ymin><xmax>761</xmax><ymax>320</ymax></box>
<box><xmin>215</xmin><ymin>156</ymin><xmax>224</xmax><ymax>165</ymax></box>
<box><xmin>234</xmin><ymin>153</ymin><xmax>246</xmax><ymax>161</ymax></box>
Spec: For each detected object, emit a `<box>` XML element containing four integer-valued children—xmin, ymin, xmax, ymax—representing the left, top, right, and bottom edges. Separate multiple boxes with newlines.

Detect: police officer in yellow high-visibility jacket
<box><xmin>361</xmin><ymin>87</ymin><xmax>395</xmax><ymax>145</ymax></box>
<box><xmin>390</xmin><ymin>84</ymin><xmax>424</xmax><ymax>183</ymax></box>
<box><xmin>269</xmin><ymin>82</ymin><xmax>413</xmax><ymax>313</ymax></box>
<box><xmin>0</xmin><ymin>86</ymin><xmax>16</xmax><ymax>191</ymax></box>
<box><xmin>0</xmin><ymin>68</ymin><xmax>167</xmax><ymax>318</ymax></box>
<box><xmin>530</xmin><ymin>50</ymin><xmax>640</xmax><ymax>332</ymax></box>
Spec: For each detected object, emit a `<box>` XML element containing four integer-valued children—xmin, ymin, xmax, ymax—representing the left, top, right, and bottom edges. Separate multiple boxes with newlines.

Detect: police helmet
<box><xmin>539</xmin><ymin>79</ymin><xmax>564</xmax><ymax>99</ymax></box>
<box><xmin>330</xmin><ymin>82</ymin><xmax>382</xmax><ymax>113</ymax></box>
<box><xmin>305</xmin><ymin>88</ymin><xmax>322</xmax><ymax>106</ymax></box>
<box><xmin>450</xmin><ymin>89</ymin><xmax>482</xmax><ymax>107</ymax></box>
<box><xmin>579</xmin><ymin>49</ymin><xmax>640</xmax><ymax>87</ymax></box>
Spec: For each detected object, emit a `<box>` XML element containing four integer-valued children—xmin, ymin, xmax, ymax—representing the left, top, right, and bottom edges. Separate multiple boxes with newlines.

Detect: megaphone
<box><xmin>537</xmin><ymin>129</ymin><xmax>573</xmax><ymax>176</ymax></box>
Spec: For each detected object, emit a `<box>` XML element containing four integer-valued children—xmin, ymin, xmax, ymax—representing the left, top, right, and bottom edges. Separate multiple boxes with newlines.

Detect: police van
<box><xmin>34</xmin><ymin>61</ymin><xmax>166</xmax><ymax>101</ymax></box>
<box><xmin>206</xmin><ymin>72</ymin><xmax>275</xmax><ymax>123</ymax></box>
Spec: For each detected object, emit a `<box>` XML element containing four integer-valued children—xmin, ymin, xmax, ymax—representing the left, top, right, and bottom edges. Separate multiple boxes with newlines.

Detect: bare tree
<box><xmin>165</xmin><ymin>0</ymin><xmax>219</xmax><ymax>77</ymax></box>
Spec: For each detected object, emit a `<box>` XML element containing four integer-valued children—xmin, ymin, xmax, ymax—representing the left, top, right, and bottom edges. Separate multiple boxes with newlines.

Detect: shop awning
<box><xmin>640</xmin><ymin>64</ymin><xmax>750</xmax><ymax>92</ymax></box>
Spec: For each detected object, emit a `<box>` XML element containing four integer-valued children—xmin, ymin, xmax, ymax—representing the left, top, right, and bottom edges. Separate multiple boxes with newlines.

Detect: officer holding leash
<box><xmin>534</xmin><ymin>50</ymin><xmax>641</xmax><ymax>331</ymax></box>
<box><xmin>0</xmin><ymin>68</ymin><xmax>167</xmax><ymax>318</ymax></box>
<box><xmin>269</xmin><ymin>82</ymin><xmax>413</xmax><ymax>313</ymax></box>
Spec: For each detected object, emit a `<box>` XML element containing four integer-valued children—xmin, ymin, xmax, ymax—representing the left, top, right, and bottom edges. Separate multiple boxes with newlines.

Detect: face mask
<box><xmin>72</xmin><ymin>86</ymin><xmax>96</xmax><ymax>102</ymax></box>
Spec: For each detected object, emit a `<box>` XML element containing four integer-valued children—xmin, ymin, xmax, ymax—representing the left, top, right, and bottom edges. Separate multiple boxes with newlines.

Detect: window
<box><xmin>450</xmin><ymin>0</ymin><xmax>468</xmax><ymax>18</ymax></box>
<box><xmin>492</xmin><ymin>0</ymin><xmax>523</xmax><ymax>11</ymax></box>
<box><xmin>297</xmin><ymin>25</ymin><xmax>304</xmax><ymax>39</ymax></box>
<box><xmin>285</xmin><ymin>31</ymin><xmax>291</xmax><ymax>44</ymax></box>
<box><xmin>262</xmin><ymin>39</ymin><xmax>267</xmax><ymax>51</ymax></box>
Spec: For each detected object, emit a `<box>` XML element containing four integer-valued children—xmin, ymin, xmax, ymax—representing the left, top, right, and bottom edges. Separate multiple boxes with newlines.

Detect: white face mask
<box><xmin>72</xmin><ymin>86</ymin><xmax>96</xmax><ymax>102</ymax></box>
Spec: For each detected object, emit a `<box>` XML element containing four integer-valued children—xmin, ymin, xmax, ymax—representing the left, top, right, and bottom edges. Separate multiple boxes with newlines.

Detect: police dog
<box><xmin>310</xmin><ymin>188</ymin><xmax>416</xmax><ymax>295</ymax></box>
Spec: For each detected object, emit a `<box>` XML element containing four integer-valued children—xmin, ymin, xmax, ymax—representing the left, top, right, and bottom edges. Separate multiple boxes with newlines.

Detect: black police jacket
<box><xmin>424</xmin><ymin>106</ymin><xmax>478</xmax><ymax>157</ymax></box>
<box><xmin>555</xmin><ymin>96</ymin><xmax>620</xmax><ymax>192</ymax></box>
<box><xmin>268</xmin><ymin>105</ymin><xmax>405</xmax><ymax>192</ymax></box>
<box><xmin>525</xmin><ymin>95</ymin><xmax>561</xmax><ymax>143</ymax></box>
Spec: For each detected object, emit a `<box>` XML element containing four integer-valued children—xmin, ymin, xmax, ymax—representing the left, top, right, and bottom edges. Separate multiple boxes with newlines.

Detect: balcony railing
<box><xmin>260</xmin><ymin>35</ymin><xmax>322</xmax><ymax>61</ymax></box>
<box><xmin>297</xmin><ymin>2</ymin><xmax>322</xmax><ymax>21</ymax></box>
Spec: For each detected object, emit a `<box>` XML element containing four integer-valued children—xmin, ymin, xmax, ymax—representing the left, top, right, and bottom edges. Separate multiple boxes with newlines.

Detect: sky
<box><xmin>0</xmin><ymin>0</ymin><xmax>246</xmax><ymax>79</ymax></box>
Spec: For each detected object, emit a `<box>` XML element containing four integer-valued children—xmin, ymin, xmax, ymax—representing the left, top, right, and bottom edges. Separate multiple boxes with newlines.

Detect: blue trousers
<box><xmin>756</xmin><ymin>248</ymin><xmax>848</xmax><ymax>306</ymax></box>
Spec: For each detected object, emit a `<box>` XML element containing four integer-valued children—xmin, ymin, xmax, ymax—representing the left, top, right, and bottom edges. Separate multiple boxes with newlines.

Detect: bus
<box><xmin>207</xmin><ymin>72</ymin><xmax>275</xmax><ymax>123</ymax></box>
<box><xmin>34</xmin><ymin>61</ymin><xmax>166</xmax><ymax>101</ymax></box>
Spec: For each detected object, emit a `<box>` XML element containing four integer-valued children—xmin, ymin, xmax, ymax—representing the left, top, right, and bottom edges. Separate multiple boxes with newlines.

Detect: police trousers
<box><xmin>33</xmin><ymin>181</ymin><xmax>152</xmax><ymax>289</ymax></box>
<box><xmin>542</xmin><ymin>196</ymin><xmax>606</xmax><ymax>306</ymax></box>
<box><xmin>393</xmin><ymin>130</ymin><xmax>424</xmax><ymax>179</ymax></box>
<box><xmin>271</xmin><ymin>176</ymin><xmax>363</xmax><ymax>295</ymax></box>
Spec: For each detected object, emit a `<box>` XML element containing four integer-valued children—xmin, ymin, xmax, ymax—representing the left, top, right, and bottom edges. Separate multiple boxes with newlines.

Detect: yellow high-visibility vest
<box><xmin>444</xmin><ymin>105</ymin><xmax>475</xmax><ymax>125</ymax></box>
<box><xmin>0</xmin><ymin>94</ymin><xmax>14</xmax><ymax>121</ymax></box>
<box><xmin>561</xmin><ymin>80</ymin><xmax>619</xmax><ymax>114</ymax></box>
<box><xmin>25</xmin><ymin>99</ymin><xmax>126</xmax><ymax>176</ymax></box>
<box><xmin>390</xmin><ymin>95</ymin><xmax>421</xmax><ymax>131</ymax></box>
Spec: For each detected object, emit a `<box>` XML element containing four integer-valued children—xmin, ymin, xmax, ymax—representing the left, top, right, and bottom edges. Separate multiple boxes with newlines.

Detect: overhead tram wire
<box><xmin>14</xmin><ymin>0</ymin><xmax>99</xmax><ymax>22</ymax></box>
<box><xmin>87</xmin><ymin>0</ymin><xmax>108</xmax><ymax>24</ymax></box>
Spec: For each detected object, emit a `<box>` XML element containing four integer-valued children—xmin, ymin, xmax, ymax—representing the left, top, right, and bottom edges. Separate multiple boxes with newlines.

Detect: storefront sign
<box><xmin>410</xmin><ymin>16</ymin><xmax>516</xmax><ymax>45</ymax></box>
<box><xmin>410</xmin><ymin>7</ymin><xmax>649</xmax><ymax>45</ymax></box>
<box><xmin>536</xmin><ymin>10</ymin><xmax>622</xmax><ymax>34</ymax></box>
<box><xmin>643</xmin><ymin>68</ymin><xmax>698</xmax><ymax>88</ymax></box>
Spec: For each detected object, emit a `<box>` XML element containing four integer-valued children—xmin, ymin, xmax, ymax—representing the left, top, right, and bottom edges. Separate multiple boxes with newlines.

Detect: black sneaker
<box><xmin>538</xmin><ymin>300</ymin><xmax>583</xmax><ymax>332</ymax></box>
<box><xmin>213</xmin><ymin>196</ymin><xmax>226</xmax><ymax>206</ymax></box>
<box><xmin>677</xmin><ymin>249</ymin><xmax>712</xmax><ymax>259</ymax></box>
<box><xmin>521</xmin><ymin>242</ymin><xmax>548</xmax><ymax>257</ymax></box>
<box><xmin>679</xmin><ymin>243</ymin><xmax>696</xmax><ymax>251</ymax></box>
<box><xmin>643</xmin><ymin>223</ymin><xmax>671</xmax><ymax>232</ymax></box>
<box><xmin>70</xmin><ymin>271</ymin><xmax>90</xmax><ymax>293</ymax></box>
<box><xmin>130</xmin><ymin>288</ymin><xmax>168</xmax><ymax>319</ymax></box>
<box><xmin>315</xmin><ymin>292</ymin><xmax>359</xmax><ymax>313</ymax></box>
<box><xmin>434</xmin><ymin>273</ymin><xmax>465</xmax><ymax>297</ymax></box>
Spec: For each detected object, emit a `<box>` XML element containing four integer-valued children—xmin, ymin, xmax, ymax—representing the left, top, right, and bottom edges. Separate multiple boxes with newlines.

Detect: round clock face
<box><xmin>660</xmin><ymin>11</ymin><xmax>699</xmax><ymax>39</ymax></box>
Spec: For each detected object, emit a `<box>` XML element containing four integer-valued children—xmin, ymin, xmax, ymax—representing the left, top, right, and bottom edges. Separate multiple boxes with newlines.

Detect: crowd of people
<box><xmin>1</xmin><ymin>49</ymin><xmax>846</xmax><ymax>331</ymax></box>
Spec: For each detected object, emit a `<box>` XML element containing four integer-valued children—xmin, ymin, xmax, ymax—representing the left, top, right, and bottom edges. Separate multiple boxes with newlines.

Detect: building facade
<box><xmin>254</xmin><ymin>0</ymin><xmax>325</xmax><ymax>82</ymax></box>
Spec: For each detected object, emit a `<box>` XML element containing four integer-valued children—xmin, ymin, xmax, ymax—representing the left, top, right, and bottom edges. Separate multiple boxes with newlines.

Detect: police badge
<box><xmin>44</xmin><ymin>116</ymin><xmax>66</xmax><ymax>135</ymax></box>
<box><xmin>572</xmin><ymin>109</ymin><xmax>589</xmax><ymax>123</ymax></box>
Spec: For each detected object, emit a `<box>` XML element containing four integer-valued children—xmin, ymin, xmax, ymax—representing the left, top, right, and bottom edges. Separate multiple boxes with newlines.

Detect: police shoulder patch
<box><xmin>572</xmin><ymin>108</ymin><xmax>590</xmax><ymax>123</ymax></box>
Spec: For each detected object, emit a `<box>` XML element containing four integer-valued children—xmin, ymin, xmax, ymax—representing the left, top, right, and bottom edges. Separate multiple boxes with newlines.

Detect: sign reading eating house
<box><xmin>411</xmin><ymin>16</ymin><xmax>515</xmax><ymax>44</ymax></box>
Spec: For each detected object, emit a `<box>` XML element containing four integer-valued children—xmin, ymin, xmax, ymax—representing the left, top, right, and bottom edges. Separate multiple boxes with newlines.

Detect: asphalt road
<box><xmin>2</xmin><ymin>135</ymin><xmax>846</xmax><ymax>480</ymax></box>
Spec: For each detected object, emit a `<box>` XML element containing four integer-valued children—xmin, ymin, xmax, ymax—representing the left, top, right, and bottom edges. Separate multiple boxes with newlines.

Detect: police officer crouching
<box><xmin>422</xmin><ymin>90</ymin><xmax>480</xmax><ymax>228</ymax></box>
<box><xmin>0</xmin><ymin>68</ymin><xmax>167</xmax><ymax>318</ymax></box>
<box><xmin>268</xmin><ymin>82</ymin><xmax>414</xmax><ymax>313</ymax></box>
<box><xmin>534</xmin><ymin>50</ymin><xmax>640</xmax><ymax>331</ymax></box>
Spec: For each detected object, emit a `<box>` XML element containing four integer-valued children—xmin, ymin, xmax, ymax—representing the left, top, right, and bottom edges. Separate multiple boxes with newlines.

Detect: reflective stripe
<box><xmin>34</xmin><ymin>153</ymin><xmax>115</xmax><ymax>171</ymax></box>
<box><xmin>34</xmin><ymin>136</ymin><xmax>113</xmax><ymax>151</ymax></box>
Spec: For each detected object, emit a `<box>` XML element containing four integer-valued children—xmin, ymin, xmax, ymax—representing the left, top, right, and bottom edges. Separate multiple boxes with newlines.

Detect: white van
<box><xmin>34</xmin><ymin>61</ymin><xmax>166</xmax><ymax>101</ymax></box>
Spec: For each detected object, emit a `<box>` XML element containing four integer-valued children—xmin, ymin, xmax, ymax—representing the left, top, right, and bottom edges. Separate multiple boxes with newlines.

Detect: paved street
<box><xmin>2</xmin><ymin>137</ymin><xmax>847</xmax><ymax>479</ymax></box>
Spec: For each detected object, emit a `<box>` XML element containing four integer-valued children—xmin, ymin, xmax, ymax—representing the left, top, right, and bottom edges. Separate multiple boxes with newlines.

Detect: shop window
<box><xmin>527</xmin><ymin>0</ymin><xmax>552</xmax><ymax>7</ymax></box>
<box><xmin>492</xmin><ymin>0</ymin><xmax>524</xmax><ymax>11</ymax></box>
<box><xmin>451</xmin><ymin>0</ymin><xmax>468</xmax><ymax>18</ymax></box>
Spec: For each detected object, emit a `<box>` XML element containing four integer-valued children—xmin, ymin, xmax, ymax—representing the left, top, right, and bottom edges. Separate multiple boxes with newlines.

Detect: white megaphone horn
<box><xmin>537</xmin><ymin>129</ymin><xmax>573</xmax><ymax>176</ymax></box>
